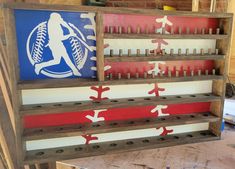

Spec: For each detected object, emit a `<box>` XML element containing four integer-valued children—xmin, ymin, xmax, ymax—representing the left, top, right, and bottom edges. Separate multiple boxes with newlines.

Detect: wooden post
<box><xmin>96</xmin><ymin>12</ymin><xmax>105</xmax><ymax>81</ymax></box>
<box><xmin>3</xmin><ymin>8</ymin><xmax>25</xmax><ymax>169</ymax></box>
<box><xmin>210</xmin><ymin>17</ymin><xmax>233</xmax><ymax>136</ymax></box>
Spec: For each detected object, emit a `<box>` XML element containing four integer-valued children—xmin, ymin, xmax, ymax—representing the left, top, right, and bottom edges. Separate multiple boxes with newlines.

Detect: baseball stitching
<box><xmin>70</xmin><ymin>37</ymin><xmax>85</xmax><ymax>70</ymax></box>
<box><xmin>31</xmin><ymin>22</ymin><xmax>47</xmax><ymax>64</ymax></box>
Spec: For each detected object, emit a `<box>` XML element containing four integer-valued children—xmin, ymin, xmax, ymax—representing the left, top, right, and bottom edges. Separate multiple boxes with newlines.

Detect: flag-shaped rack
<box><xmin>0</xmin><ymin>2</ymin><xmax>233</xmax><ymax>169</ymax></box>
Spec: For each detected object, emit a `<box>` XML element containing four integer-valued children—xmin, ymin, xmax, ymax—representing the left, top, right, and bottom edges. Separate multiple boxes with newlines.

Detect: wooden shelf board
<box><xmin>5</xmin><ymin>3</ymin><xmax>233</xmax><ymax>18</ymax></box>
<box><xmin>18</xmin><ymin>75</ymin><xmax>224</xmax><ymax>90</ymax></box>
<box><xmin>23</xmin><ymin>112</ymin><xmax>219</xmax><ymax>141</ymax></box>
<box><xmin>105</xmin><ymin>54</ymin><xmax>225</xmax><ymax>62</ymax></box>
<box><xmin>24</xmin><ymin>130</ymin><xmax>219</xmax><ymax>164</ymax></box>
<box><xmin>20</xmin><ymin>93</ymin><xmax>221</xmax><ymax>116</ymax></box>
<box><xmin>105</xmin><ymin>75</ymin><xmax>223</xmax><ymax>85</ymax></box>
<box><xmin>104</xmin><ymin>33</ymin><xmax>229</xmax><ymax>39</ymax></box>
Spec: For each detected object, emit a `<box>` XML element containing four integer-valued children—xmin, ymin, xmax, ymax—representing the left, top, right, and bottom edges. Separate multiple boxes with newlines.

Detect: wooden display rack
<box><xmin>0</xmin><ymin>2</ymin><xmax>233</xmax><ymax>169</ymax></box>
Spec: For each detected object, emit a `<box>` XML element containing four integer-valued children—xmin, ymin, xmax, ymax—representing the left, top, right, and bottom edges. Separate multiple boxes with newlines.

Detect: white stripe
<box><xmin>22</xmin><ymin>81</ymin><xmax>212</xmax><ymax>105</ymax></box>
<box><xmin>26</xmin><ymin>123</ymin><xmax>208</xmax><ymax>151</ymax></box>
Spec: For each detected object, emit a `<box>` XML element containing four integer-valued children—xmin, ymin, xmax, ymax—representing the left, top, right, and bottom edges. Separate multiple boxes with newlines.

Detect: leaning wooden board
<box><xmin>0</xmin><ymin>2</ymin><xmax>233</xmax><ymax>168</ymax></box>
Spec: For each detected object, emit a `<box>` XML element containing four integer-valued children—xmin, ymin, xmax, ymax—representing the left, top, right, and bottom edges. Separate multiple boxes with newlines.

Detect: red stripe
<box><xmin>104</xmin><ymin>14</ymin><xmax>219</xmax><ymax>33</ymax></box>
<box><xmin>24</xmin><ymin>102</ymin><xmax>210</xmax><ymax>129</ymax></box>
<box><xmin>105</xmin><ymin>60</ymin><xmax>214</xmax><ymax>76</ymax></box>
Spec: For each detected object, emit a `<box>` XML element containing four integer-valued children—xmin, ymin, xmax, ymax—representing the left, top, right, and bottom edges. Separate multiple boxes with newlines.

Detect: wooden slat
<box><xmin>0</xmin><ymin>37</ymin><xmax>11</xmax><ymax>88</ymax></box>
<box><xmin>0</xmin><ymin>65</ymin><xmax>15</xmax><ymax>134</ymax></box>
<box><xmin>20</xmin><ymin>93</ymin><xmax>221</xmax><ymax>116</ymax></box>
<box><xmin>96</xmin><ymin>12</ymin><xmax>105</xmax><ymax>81</ymax></box>
<box><xmin>105</xmin><ymin>54</ymin><xmax>225</xmax><ymax>62</ymax></box>
<box><xmin>104</xmin><ymin>33</ymin><xmax>229</xmax><ymax>39</ymax></box>
<box><xmin>210</xmin><ymin>0</ymin><xmax>217</xmax><ymax>12</ymax></box>
<box><xmin>23</xmin><ymin>112</ymin><xmax>219</xmax><ymax>141</ymax></box>
<box><xmin>0</xmin><ymin>91</ymin><xmax>18</xmax><ymax>169</ymax></box>
<box><xmin>24</xmin><ymin>130</ymin><xmax>219</xmax><ymax>164</ymax></box>
<box><xmin>3</xmin><ymin>2</ymin><xmax>233</xmax><ymax>18</ymax></box>
<box><xmin>18</xmin><ymin>75</ymin><xmax>224</xmax><ymax>90</ymax></box>
<box><xmin>192</xmin><ymin>0</ymin><xmax>200</xmax><ymax>12</ymax></box>
<box><xmin>3</xmin><ymin>8</ymin><xmax>25</xmax><ymax>169</ymax></box>
<box><xmin>210</xmin><ymin>16</ymin><xmax>234</xmax><ymax>137</ymax></box>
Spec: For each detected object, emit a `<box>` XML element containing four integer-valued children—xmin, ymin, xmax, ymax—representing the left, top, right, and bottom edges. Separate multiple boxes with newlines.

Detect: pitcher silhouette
<box><xmin>35</xmin><ymin>12</ymin><xmax>81</xmax><ymax>76</ymax></box>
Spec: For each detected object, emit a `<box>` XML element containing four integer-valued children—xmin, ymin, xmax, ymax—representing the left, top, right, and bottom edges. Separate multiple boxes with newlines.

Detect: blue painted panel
<box><xmin>14</xmin><ymin>10</ymin><xmax>97</xmax><ymax>80</ymax></box>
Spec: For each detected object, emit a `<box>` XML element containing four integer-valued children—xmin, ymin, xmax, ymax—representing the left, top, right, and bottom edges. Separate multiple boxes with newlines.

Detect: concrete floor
<box><xmin>61</xmin><ymin>125</ymin><xmax>235</xmax><ymax>169</ymax></box>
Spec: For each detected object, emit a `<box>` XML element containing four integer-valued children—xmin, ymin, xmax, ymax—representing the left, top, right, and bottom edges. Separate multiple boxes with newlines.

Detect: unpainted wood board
<box><xmin>0</xmin><ymin>146</ymin><xmax>7</xmax><ymax>169</ymax></box>
<box><xmin>3</xmin><ymin>7</ymin><xmax>25</xmax><ymax>169</ymax></box>
<box><xmin>96</xmin><ymin>12</ymin><xmax>105</xmax><ymax>81</ymax></box>
<box><xmin>3</xmin><ymin>2</ymin><xmax>233</xmax><ymax>18</ymax></box>
<box><xmin>0</xmin><ymin>68</ymin><xmax>15</xmax><ymax>134</ymax></box>
<box><xmin>0</xmin><ymin>90</ymin><xmax>18</xmax><ymax>169</ymax></box>
<box><xmin>229</xmin><ymin>58</ymin><xmax>235</xmax><ymax>76</ymax></box>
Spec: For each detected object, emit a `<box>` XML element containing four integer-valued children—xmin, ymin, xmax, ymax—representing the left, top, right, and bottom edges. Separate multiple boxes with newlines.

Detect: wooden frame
<box><xmin>0</xmin><ymin>2</ymin><xmax>233</xmax><ymax>168</ymax></box>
